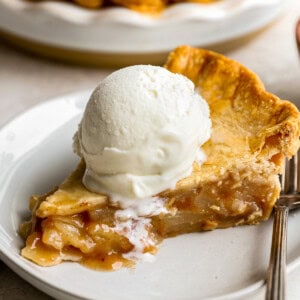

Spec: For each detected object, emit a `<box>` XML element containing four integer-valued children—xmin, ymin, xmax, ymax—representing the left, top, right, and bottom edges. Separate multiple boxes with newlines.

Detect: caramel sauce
<box><xmin>21</xmin><ymin>232</ymin><xmax>63</xmax><ymax>266</ymax></box>
<box><xmin>23</xmin><ymin>230</ymin><xmax>136</xmax><ymax>270</ymax></box>
<box><xmin>82</xmin><ymin>254</ymin><xmax>134</xmax><ymax>271</ymax></box>
<box><xmin>21</xmin><ymin>208</ymin><xmax>154</xmax><ymax>271</ymax></box>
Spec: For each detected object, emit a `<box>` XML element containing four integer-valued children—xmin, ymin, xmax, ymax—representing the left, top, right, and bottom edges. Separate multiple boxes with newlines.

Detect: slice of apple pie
<box><xmin>20</xmin><ymin>46</ymin><xmax>300</xmax><ymax>270</ymax></box>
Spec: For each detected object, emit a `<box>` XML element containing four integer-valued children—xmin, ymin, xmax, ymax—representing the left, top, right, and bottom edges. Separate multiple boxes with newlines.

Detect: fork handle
<box><xmin>266</xmin><ymin>205</ymin><xmax>289</xmax><ymax>300</ymax></box>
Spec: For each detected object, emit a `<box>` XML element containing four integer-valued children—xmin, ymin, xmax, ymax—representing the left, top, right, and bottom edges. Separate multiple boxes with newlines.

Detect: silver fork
<box><xmin>266</xmin><ymin>150</ymin><xmax>300</xmax><ymax>300</ymax></box>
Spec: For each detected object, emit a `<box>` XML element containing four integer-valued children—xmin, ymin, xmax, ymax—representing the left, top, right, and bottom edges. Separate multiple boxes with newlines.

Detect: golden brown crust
<box><xmin>165</xmin><ymin>45</ymin><xmax>300</xmax><ymax>159</ymax></box>
<box><xmin>35</xmin><ymin>160</ymin><xmax>107</xmax><ymax>218</ymax></box>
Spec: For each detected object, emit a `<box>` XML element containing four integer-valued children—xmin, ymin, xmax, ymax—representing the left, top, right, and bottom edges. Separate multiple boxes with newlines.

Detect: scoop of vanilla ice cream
<box><xmin>73</xmin><ymin>65</ymin><xmax>211</xmax><ymax>203</ymax></box>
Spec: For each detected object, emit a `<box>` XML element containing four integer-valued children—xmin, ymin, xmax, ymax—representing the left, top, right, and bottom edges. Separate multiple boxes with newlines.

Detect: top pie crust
<box><xmin>20</xmin><ymin>45</ymin><xmax>300</xmax><ymax>270</ymax></box>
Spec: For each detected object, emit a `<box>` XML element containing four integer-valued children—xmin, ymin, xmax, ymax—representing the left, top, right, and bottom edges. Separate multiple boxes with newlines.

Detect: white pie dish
<box><xmin>1</xmin><ymin>91</ymin><xmax>300</xmax><ymax>299</ymax></box>
<box><xmin>0</xmin><ymin>0</ymin><xmax>290</xmax><ymax>54</ymax></box>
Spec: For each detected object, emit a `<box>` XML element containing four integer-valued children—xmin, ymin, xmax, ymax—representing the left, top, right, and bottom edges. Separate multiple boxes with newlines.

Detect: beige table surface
<box><xmin>0</xmin><ymin>1</ymin><xmax>300</xmax><ymax>299</ymax></box>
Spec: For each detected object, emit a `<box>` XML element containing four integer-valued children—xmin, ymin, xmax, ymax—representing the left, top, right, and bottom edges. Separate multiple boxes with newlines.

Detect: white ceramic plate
<box><xmin>0</xmin><ymin>0</ymin><xmax>291</xmax><ymax>53</ymax></box>
<box><xmin>1</xmin><ymin>91</ymin><xmax>300</xmax><ymax>300</ymax></box>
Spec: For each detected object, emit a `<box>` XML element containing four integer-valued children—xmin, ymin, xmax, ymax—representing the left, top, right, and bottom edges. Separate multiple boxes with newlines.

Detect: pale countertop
<box><xmin>1</xmin><ymin>1</ymin><xmax>300</xmax><ymax>299</ymax></box>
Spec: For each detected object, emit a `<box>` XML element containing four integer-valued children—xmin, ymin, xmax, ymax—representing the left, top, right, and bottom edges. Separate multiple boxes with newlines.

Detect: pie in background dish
<box><xmin>20</xmin><ymin>45</ymin><xmax>300</xmax><ymax>270</ymax></box>
<box><xmin>28</xmin><ymin>0</ymin><xmax>219</xmax><ymax>12</ymax></box>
